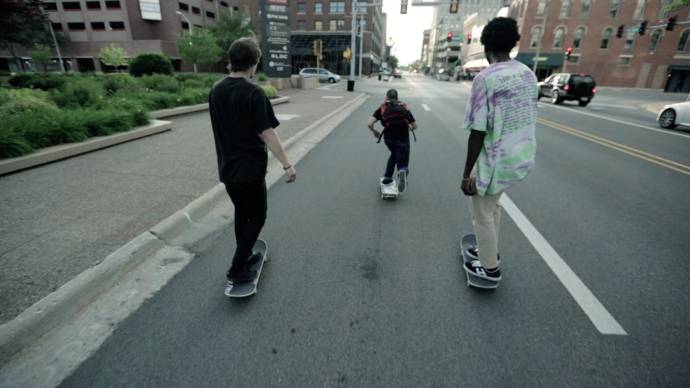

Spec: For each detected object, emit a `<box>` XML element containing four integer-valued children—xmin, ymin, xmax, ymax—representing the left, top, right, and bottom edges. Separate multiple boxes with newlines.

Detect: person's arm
<box><xmin>461</xmin><ymin>130</ymin><xmax>485</xmax><ymax>195</ymax></box>
<box><xmin>367</xmin><ymin>116</ymin><xmax>381</xmax><ymax>139</ymax></box>
<box><xmin>409</xmin><ymin>121</ymin><xmax>418</xmax><ymax>131</ymax></box>
<box><xmin>259</xmin><ymin>128</ymin><xmax>297</xmax><ymax>182</ymax></box>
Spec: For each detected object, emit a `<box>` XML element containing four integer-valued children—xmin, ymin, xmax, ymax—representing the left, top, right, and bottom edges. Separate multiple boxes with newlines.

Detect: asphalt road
<box><xmin>59</xmin><ymin>76</ymin><xmax>690</xmax><ymax>387</ymax></box>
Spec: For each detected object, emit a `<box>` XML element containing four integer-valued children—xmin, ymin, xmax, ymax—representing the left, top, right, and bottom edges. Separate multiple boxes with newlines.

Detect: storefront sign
<box><xmin>260</xmin><ymin>0</ymin><xmax>291</xmax><ymax>77</ymax></box>
<box><xmin>139</xmin><ymin>0</ymin><xmax>161</xmax><ymax>21</ymax></box>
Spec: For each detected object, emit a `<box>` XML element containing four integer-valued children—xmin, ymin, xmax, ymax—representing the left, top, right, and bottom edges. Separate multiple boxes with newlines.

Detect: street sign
<box><xmin>260</xmin><ymin>0</ymin><xmax>291</xmax><ymax>77</ymax></box>
<box><xmin>532</xmin><ymin>56</ymin><xmax>547</xmax><ymax>62</ymax></box>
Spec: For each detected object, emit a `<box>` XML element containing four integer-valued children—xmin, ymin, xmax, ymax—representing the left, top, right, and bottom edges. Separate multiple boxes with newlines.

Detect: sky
<box><xmin>381</xmin><ymin>1</ymin><xmax>434</xmax><ymax>65</ymax></box>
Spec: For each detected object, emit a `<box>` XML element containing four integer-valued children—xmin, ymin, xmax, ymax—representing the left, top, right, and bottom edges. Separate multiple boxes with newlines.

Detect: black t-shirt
<box><xmin>372</xmin><ymin>101</ymin><xmax>415</xmax><ymax>140</ymax></box>
<box><xmin>209</xmin><ymin>77</ymin><xmax>279</xmax><ymax>183</ymax></box>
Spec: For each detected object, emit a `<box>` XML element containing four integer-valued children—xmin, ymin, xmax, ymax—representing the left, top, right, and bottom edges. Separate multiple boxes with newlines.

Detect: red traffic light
<box><xmin>447</xmin><ymin>32</ymin><xmax>454</xmax><ymax>42</ymax></box>
<box><xmin>566</xmin><ymin>47</ymin><xmax>573</xmax><ymax>54</ymax></box>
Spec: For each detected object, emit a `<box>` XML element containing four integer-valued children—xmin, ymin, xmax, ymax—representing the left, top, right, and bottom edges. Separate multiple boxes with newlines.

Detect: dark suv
<box><xmin>538</xmin><ymin>73</ymin><xmax>597</xmax><ymax>106</ymax></box>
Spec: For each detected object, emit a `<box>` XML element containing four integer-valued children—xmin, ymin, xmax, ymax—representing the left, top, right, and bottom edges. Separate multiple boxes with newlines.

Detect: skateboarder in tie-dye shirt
<box><xmin>460</xmin><ymin>17</ymin><xmax>538</xmax><ymax>282</ymax></box>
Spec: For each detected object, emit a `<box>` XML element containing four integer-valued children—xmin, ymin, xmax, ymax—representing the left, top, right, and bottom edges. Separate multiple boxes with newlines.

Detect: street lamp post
<box><xmin>48</xmin><ymin>20</ymin><xmax>66</xmax><ymax>73</ymax></box>
<box><xmin>358</xmin><ymin>13</ymin><xmax>364</xmax><ymax>79</ymax></box>
<box><xmin>348</xmin><ymin>0</ymin><xmax>358</xmax><ymax>90</ymax></box>
<box><xmin>176</xmin><ymin>11</ymin><xmax>197</xmax><ymax>73</ymax></box>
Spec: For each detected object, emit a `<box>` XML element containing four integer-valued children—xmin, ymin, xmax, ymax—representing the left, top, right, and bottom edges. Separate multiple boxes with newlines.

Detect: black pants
<box><xmin>384</xmin><ymin>137</ymin><xmax>410</xmax><ymax>179</ymax></box>
<box><xmin>224</xmin><ymin>180</ymin><xmax>267</xmax><ymax>279</ymax></box>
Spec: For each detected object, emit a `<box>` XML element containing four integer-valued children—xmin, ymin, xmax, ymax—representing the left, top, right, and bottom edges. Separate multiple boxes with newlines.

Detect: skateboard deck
<box><xmin>380</xmin><ymin>178</ymin><xmax>398</xmax><ymax>200</ymax></box>
<box><xmin>226</xmin><ymin>239</ymin><xmax>268</xmax><ymax>298</ymax></box>
<box><xmin>461</xmin><ymin>234</ymin><xmax>499</xmax><ymax>289</ymax></box>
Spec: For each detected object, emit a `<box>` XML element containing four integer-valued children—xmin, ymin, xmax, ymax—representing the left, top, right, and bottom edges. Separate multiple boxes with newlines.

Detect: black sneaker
<box><xmin>464</xmin><ymin>260</ymin><xmax>502</xmax><ymax>282</ymax></box>
<box><xmin>397</xmin><ymin>169</ymin><xmax>408</xmax><ymax>193</ymax></box>
<box><xmin>227</xmin><ymin>267</ymin><xmax>257</xmax><ymax>283</ymax></box>
<box><xmin>466</xmin><ymin>247</ymin><xmax>501</xmax><ymax>266</ymax></box>
<box><xmin>246</xmin><ymin>252</ymin><xmax>262</xmax><ymax>269</ymax></box>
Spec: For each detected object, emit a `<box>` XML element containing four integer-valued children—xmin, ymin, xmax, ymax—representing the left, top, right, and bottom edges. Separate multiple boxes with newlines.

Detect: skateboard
<box><xmin>380</xmin><ymin>178</ymin><xmax>399</xmax><ymax>200</ymax></box>
<box><xmin>225</xmin><ymin>239</ymin><xmax>268</xmax><ymax>298</ymax></box>
<box><xmin>461</xmin><ymin>234</ymin><xmax>499</xmax><ymax>290</ymax></box>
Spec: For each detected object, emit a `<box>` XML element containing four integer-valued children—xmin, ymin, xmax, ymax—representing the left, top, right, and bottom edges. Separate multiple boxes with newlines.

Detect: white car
<box><xmin>658</xmin><ymin>101</ymin><xmax>690</xmax><ymax>129</ymax></box>
<box><xmin>299</xmin><ymin>68</ymin><xmax>341</xmax><ymax>83</ymax></box>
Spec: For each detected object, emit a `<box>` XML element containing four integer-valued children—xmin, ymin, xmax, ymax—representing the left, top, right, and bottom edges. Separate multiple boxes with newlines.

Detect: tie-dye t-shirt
<box><xmin>463</xmin><ymin>60</ymin><xmax>538</xmax><ymax>196</ymax></box>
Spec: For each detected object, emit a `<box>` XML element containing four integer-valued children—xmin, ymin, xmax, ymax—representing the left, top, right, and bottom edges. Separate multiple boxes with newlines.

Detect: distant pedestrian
<box><xmin>460</xmin><ymin>17</ymin><xmax>538</xmax><ymax>282</ymax></box>
<box><xmin>209</xmin><ymin>38</ymin><xmax>297</xmax><ymax>290</ymax></box>
<box><xmin>367</xmin><ymin>89</ymin><xmax>417</xmax><ymax>194</ymax></box>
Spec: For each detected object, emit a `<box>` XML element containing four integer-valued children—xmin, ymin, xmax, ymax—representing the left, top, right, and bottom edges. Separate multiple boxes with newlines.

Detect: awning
<box><xmin>514</xmin><ymin>52</ymin><xmax>564</xmax><ymax>68</ymax></box>
<box><xmin>463</xmin><ymin>58</ymin><xmax>489</xmax><ymax>70</ymax></box>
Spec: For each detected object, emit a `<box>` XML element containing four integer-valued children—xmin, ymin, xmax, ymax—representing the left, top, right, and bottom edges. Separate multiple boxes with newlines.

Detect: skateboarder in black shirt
<box><xmin>367</xmin><ymin>89</ymin><xmax>417</xmax><ymax>194</ymax></box>
<box><xmin>209</xmin><ymin>38</ymin><xmax>296</xmax><ymax>287</ymax></box>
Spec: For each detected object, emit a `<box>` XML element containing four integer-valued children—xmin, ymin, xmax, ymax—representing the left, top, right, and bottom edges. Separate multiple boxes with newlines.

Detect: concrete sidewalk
<box><xmin>0</xmin><ymin>86</ymin><xmax>360</xmax><ymax>325</ymax></box>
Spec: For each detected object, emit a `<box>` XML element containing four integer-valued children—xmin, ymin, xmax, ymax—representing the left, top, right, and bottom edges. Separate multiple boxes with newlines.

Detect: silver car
<box><xmin>299</xmin><ymin>68</ymin><xmax>341</xmax><ymax>83</ymax></box>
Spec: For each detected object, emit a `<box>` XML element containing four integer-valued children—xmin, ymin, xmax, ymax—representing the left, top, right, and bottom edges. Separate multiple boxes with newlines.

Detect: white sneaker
<box><xmin>381</xmin><ymin>179</ymin><xmax>398</xmax><ymax>196</ymax></box>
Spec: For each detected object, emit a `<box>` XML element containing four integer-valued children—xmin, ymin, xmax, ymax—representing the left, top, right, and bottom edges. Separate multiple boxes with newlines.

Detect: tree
<box><xmin>29</xmin><ymin>44</ymin><xmax>51</xmax><ymax>72</ymax></box>
<box><xmin>387</xmin><ymin>55</ymin><xmax>399</xmax><ymax>72</ymax></box>
<box><xmin>99</xmin><ymin>45</ymin><xmax>128</xmax><ymax>71</ymax></box>
<box><xmin>0</xmin><ymin>0</ymin><xmax>52</xmax><ymax>71</ymax></box>
<box><xmin>208</xmin><ymin>13</ymin><xmax>255</xmax><ymax>62</ymax></box>
<box><xmin>669</xmin><ymin>0</ymin><xmax>690</xmax><ymax>11</ymax></box>
<box><xmin>176</xmin><ymin>28</ymin><xmax>222</xmax><ymax>73</ymax></box>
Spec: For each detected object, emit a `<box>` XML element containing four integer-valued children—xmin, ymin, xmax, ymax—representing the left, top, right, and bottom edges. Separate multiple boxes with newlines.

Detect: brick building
<box><xmin>0</xmin><ymin>0</ymin><xmax>235</xmax><ymax>72</ymax></box>
<box><xmin>510</xmin><ymin>0</ymin><xmax>690</xmax><ymax>92</ymax></box>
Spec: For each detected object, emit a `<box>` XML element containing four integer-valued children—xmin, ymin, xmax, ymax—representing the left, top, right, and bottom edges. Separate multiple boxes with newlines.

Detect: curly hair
<box><xmin>480</xmin><ymin>17</ymin><xmax>520</xmax><ymax>54</ymax></box>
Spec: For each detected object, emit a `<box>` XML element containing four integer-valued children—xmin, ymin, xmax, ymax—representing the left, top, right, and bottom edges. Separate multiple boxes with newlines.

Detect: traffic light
<box><xmin>616</xmin><ymin>25</ymin><xmax>625</xmax><ymax>38</ymax></box>
<box><xmin>450</xmin><ymin>0</ymin><xmax>459</xmax><ymax>13</ymax></box>
<box><xmin>638</xmin><ymin>20</ymin><xmax>648</xmax><ymax>36</ymax></box>
<box><xmin>312</xmin><ymin>39</ymin><xmax>322</xmax><ymax>57</ymax></box>
<box><xmin>667</xmin><ymin>16</ymin><xmax>677</xmax><ymax>31</ymax></box>
<box><xmin>400</xmin><ymin>0</ymin><xmax>408</xmax><ymax>14</ymax></box>
<box><xmin>565</xmin><ymin>47</ymin><xmax>573</xmax><ymax>60</ymax></box>
<box><xmin>446</xmin><ymin>32</ymin><xmax>454</xmax><ymax>42</ymax></box>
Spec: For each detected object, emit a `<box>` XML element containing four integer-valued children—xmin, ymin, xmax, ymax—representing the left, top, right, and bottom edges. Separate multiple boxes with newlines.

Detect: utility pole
<box><xmin>48</xmin><ymin>21</ymin><xmax>65</xmax><ymax>73</ymax></box>
<box><xmin>358</xmin><ymin>13</ymin><xmax>364</xmax><ymax>78</ymax></box>
<box><xmin>348</xmin><ymin>0</ymin><xmax>358</xmax><ymax>91</ymax></box>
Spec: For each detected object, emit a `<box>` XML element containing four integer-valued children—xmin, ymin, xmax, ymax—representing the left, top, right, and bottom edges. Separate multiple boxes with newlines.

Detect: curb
<box><xmin>0</xmin><ymin>92</ymin><xmax>367</xmax><ymax>366</ymax></box>
<box><xmin>0</xmin><ymin>120</ymin><xmax>172</xmax><ymax>176</ymax></box>
<box><xmin>152</xmin><ymin>96</ymin><xmax>290</xmax><ymax>119</ymax></box>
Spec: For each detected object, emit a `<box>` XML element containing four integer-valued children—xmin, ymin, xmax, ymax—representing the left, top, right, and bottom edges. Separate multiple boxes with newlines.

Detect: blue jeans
<box><xmin>383</xmin><ymin>137</ymin><xmax>410</xmax><ymax>180</ymax></box>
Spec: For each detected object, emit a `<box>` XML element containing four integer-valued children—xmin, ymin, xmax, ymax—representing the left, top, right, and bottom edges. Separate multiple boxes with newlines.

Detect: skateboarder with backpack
<box><xmin>460</xmin><ymin>17</ymin><xmax>538</xmax><ymax>287</ymax></box>
<box><xmin>367</xmin><ymin>89</ymin><xmax>417</xmax><ymax>196</ymax></box>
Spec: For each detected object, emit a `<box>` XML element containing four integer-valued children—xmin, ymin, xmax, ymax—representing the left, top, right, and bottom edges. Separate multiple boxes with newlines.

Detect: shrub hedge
<box><xmin>129</xmin><ymin>53</ymin><xmax>173</xmax><ymax>77</ymax></box>
<box><xmin>0</xmin><ymin>72</ymin><xmax>236</xmax><ymax>159</ymax></box>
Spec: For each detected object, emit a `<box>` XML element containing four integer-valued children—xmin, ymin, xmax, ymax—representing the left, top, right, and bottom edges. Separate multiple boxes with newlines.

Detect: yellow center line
<box><xmin>537</xmin><ymin>118</ymin><xmax>690</xmax><ymax>177</ymax></box>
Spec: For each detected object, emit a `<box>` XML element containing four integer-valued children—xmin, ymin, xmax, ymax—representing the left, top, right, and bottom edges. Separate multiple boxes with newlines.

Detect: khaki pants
<box><xmin>469</xmin><ymin>192</ymin><xmax>503</xmax><ymax>269</ymax></box>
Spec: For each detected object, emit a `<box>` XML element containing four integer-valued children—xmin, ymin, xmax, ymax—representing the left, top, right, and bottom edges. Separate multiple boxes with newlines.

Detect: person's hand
<box><xmin>461</xmin><ymin>177</ymin><xmax>477</xmax><ymax>196</ymax></box>
<box><xmin>284</xmin><ymin>166</ymin><xmax>297</xmax><ymax>183</ymax></box>
<box><xmin>371</xmin><ymin>129</ymin><xmax>381</xmax><ymax>139</ymax></box>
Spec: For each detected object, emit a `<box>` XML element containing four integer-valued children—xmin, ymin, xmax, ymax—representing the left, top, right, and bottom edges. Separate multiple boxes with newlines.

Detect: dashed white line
<box><xmin>500</xmin><ymin>194</ymin><xmax>628</xmax><ymax>336</ymax></box>
<box><xmin>322</xmin><ymin>96</ymin><xmax>344</xmax><ymax>99</ymax></box>
<box><xmin>422</xmin><ymin>103</ymin><xmax>431</xmax><ymax>111</ymax></box>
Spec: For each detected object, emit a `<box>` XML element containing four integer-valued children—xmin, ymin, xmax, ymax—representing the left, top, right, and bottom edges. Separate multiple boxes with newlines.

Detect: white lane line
<box><xmin>422</xmin><ymin>103</ymin><xmax>431</xmax><ymax>111</ymax></box>
<box><xmin>539</xmin><ymin>102</ymin><xmax>690</xmax><ymax>139</ymax></box>
<box><xmin>275</xmin><ymin>114</ymin><xmax>301</xmax><ymax>121</ymax></box>
<box><xmin>500</xmin><ymin>194</ymin><xmax>627</xmax><ymax>336</ymax></box>
<box><xmin>322</xmin><ymin>95</ymin><xmax>344</xmax><ymax>99</ymax></box>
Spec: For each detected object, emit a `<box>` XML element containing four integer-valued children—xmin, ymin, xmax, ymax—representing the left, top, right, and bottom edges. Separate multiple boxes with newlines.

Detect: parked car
<box><xmin>538</xmin><ymin>73</ymin><xmax>597</xmax><ymax>106</ymax></box>
<box><xmin>299</xmin><ymin>68</ymin><xmax>341</xmax><ymax>83</ymax></box>
<box><xmin>657</xmin><ymin>101</ymin><xmax>690</xmax><ymax>129</ymax></box>
<box><xmin>393</xmin><ymin>71</ymin><xmax>402</xmax><ymax>79</ymax></box>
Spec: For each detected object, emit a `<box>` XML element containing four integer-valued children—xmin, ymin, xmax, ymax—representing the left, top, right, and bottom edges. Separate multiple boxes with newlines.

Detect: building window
<box><xmin>105</xmin><ymin>0</ymin><xmax>121</xmax><ymax>9</ymax></box>
<box><xmin>179</xmin><ymin>2</ymin><xmax>189</xmax><ymax>11</ymax></box>
<box><xmin>315</xmin><ymin>20</ymin><xmax>323</xmax><ymax>30</ymax></box>
<box><xmin>567</xmin><ymin>55</ymin><xmax>580</xmax><ymax>64</ymax></box>
<box><xmin>297</xmin><ymin>20</ymin><xmax>306</xmax><ymax>30</ymax></box>
<box><xmin>600</xmin><ymin>27</ymin><xmax>613</xmax><ymax>49</ymax></box>
<box><xmin>659</xmin><ymin>0</ymin><xmax>671</xmax><ymax>18</ymax></box>
<box><xmin>298</xmin><ymin>2</ymin><xmax>305</xmax><ymax>14</ymax></box>
<box><xmin>559</xmin><ymin>0</ymin><xmax>571</xmax><ymax>18</ymax></box>
<box><xmin>315</xmin><ymin>3</ymin><xmax>322</xmax><ymax>14</ymax></box>
<box><xmin>67</xmin><ymin>22</ymin><xmax>86</xmax><ymax>31</ymax></box>
<box><xmin>206</xmin><ymin>11</ymin><xmax>215</xmax><ymax>18</ymax></box>
<box><xmin>357</xmin><ymin>3</ymin><xmax>368</xmax><ymax>14</ymax></box>
<box><xmin>329</xmin><ymin>20</ymin><xmax>337</xmax><ymax>31</ymax></box>
<box><xmin>553</xmin><ymin>27</ymin><xmax>565</xmax><ymax>48</ymax></box>
<box><xmin>91</xmin><ymin>22</ymin><xmax>106</xmax><ymax>30</ymax></box>
<box><xmin>625</xmin><ymin>29</ymin><xmax>636</xmax><ymax>49</ymax></box>
<box><xmin>220</xmin><ymin>1</ymin><xmax>228</xmax><ymax>7</ymax></box>
<box><xmin>536</xmin><ymin>0</ymin><xmax>546</xmax><ymax>16</ymax></box>
<box><xmin>677</xmin><ymin>29</ymin><xmax>690</xmax><ymax>51</ymax></box>
<box><xmin>337</xmin><ymin>20</ymin><xmax>345</xmax><ymax>30</ymax></box>
<box><xmin>609</xmin><ymin>0</ymin><xmax>621</xmax><ymax>18</ymax></box>
<box><xmin>44</xmin><ymin>2</ymin><xmax>57</xmax><ymax>11</ymax></box>
<box><xmin>648</xmin><ymin>29</ymin><xmax>662</xmax><ymax>52</ymax></box>
<box><xmin>109</xmin><ymin>21</ymin><xmax>125</xmax><ymax>30</ymax></box>
<box><xmin>86</xmin><ymin>1</ymin><xmax>101</xmax><ymax>9</ymax></box>
<box><xmin>330</xmin><ymin>1</ymin><xmax>345</xmax><ymax>15</ymax></box>
<box><xmin>530</xmin><ymin>26</ymin><xmax>542</xmax><ymax>48</ymax></box>
<box><xmin>581</xmin><ymin>0</ymin><xmax>591</xmax><ymax>17</ymax></box>
<box><xmin>618</xmin><ymin>56</ymin><xmax>631</xmax><ymax>65</ymax></box>
<box><xmin>192</xmin><ymin>7</ymin><xmax>200</xmax><ymax>14</ymax></box>
<box><xmin>633</xmin><ymin>0</ymin><xmax>646</xmax><ymax>19</ymax></box>
<box><xmin>51</xmin><ymin>22</ymin><xmax>63</xmax><ymax>31</ymax></box>
<box><xmin>181</xmin><ymin>21</ymin><xmax>190</xmax><ymax>30</ymax></box>
<box><xmin>573</xmin><ymin>27</ymin><xmax>585</xmax><ymax>48</ymax></box>
<box><xmin>62</xmin><ymin>2</ymin><xmax>81</xmax><ymax>11</ymax></box>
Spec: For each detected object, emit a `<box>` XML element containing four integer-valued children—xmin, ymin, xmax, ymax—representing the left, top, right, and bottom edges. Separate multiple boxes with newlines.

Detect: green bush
<box><xmin>6</xmin><ymin>109</ymin><xmax>88</xmax><ymax>148</ymax></box>
<box><xmin>8</xmin><ymin>73</ymin><xmax>37</xmax><ymax>88</ymax></box>
<box><xmin>0</xmin><ymin>89</ymin><xmax>58</xmax><ymax>115</ymax></box>
<box><xmin>176</xmin><ymin>88</ymin><xmax>208</xmax><ymax>106</ymax></box>
<box><xmin>256</xmin><ymin>73</ymin><xmax>268</xmax><ymax>82</ymax></box>
<box><xmin>8</xmin><ymin>73</ymin><xmax>69</xmax><ymax>90</ymax></box>
<box><xmin>110</xmin><ymin>98</ymin><xmax>149</xmax><ymax>126</ymax></box>
<box><xmin>80</xmin><ymin>108</ymin><xmax>133</xmax><ymax>136</ymax></box>
<box><xmin>129</xmin><ymin>53</ymin><xmax>173</xmax><ymax>77</ymax></box>
<box><xmin>51</xmin><ymin>78</ymin><xmax>105</xmax><ymax>108</ymax></box>
<box><xmin>0</xmin><ymin>127</ymin><xmax>33</xmax><ymax>158</ymax></box>
<box><xmin>102</xmin><ymin>73</ymin><xmax>143</xmax><ymax>96</ymax></box>
<box><xmin>131</xmin><ymin>91</ymin><xmax>178</xmax><ymax>110</ymax></box>
<box><xmin>139</xmin><ymin>74</ymin><xmax>180</xmax><ymax>93</ymax></box>
<box><xmin>260</xmin><ymin>84</ymin><xmax>278</xmax><ymax>99</ymax></box>
<box><xmin>181</xmin><ymin>78</ymin><xmax>206</xmax><ymax>89</ymax></box>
